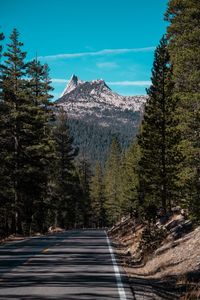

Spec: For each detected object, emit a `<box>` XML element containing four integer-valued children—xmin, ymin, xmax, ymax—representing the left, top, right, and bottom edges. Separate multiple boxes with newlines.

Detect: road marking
<box><xmin>105</xmin><ymin>231</ymin><xmax>127</xmax><ymax>300</ymax></box>
<box><xmin>42</xmin><ymin>248</ymin><xmax>49</xmax><ymax>253</ymax></box>
<box><xmin>23</xmin><ymin>258</ymin><xmax>32</xmax><ymax>265</ymax></box>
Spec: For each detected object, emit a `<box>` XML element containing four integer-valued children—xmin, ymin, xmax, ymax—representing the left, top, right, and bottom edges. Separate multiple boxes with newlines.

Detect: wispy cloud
<box><xmin>51</xmin><ymin>78</ymin><xmax>68</xmax><ymax>83</ymax></box>
<box><xmin>96</xmin><ymin>62</ymin><xmax>119</xmax><ymax>69</ymax></box>
<box><xmin>51</xmin><ymin>78</ymin><xmax>151</xmax><ymax>87</ymax></box>
<box><xmin>108</xmin><ymin>80</ymin><xmax>151</xmax><ymax>87</ymax></box>
<box><xmin>38</xmin><ymin>47</ymin><xmax>155</xmax><ymax>60</ymax></box>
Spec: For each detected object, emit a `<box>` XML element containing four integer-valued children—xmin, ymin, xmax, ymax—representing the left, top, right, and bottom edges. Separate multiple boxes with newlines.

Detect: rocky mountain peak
<box><xmin>70</xmin><ymin>74</ymin><xmax>79</xmax><ymax>84</ymax></box>
<box><xmin>55</xmin><ymin>75</ymin><xmax>147</xmax><ymax>162</ymax></box>
<box><xmin>57</xmin><ymin>75</ymin><xmax>147</xmax><ymax>113</ymax></box>
<box><xmin>61</xmin><ymin>74</ymin><xmax>83</xmax><ymax>96</ymax></box>
<box><xmin>60</xmin><ymin>76</ymin><xmax>111</xmax><ymax>98</ymax></box>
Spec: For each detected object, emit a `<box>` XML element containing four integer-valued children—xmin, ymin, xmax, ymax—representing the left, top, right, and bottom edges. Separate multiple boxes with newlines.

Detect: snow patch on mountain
<box><xmin>56</xmin><ymin>75</ymin><xmax>147</xmax><ymax>128</ymax></box>
<box><xmin>54</xmin><ymin>75</ymin><xmax>149</xmax><ymax>162</ymax></box>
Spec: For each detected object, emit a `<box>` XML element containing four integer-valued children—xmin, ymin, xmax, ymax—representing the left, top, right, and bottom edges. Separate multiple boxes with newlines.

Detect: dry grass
<box><xmin>109</xmin><ymin>216</ymin><xmax>200</xmax><ymax>299</ymax></box>
<box><xmin>126</xmin><ymin>227</ymin><xmax>200</xmax><ymax>279</ymax></box>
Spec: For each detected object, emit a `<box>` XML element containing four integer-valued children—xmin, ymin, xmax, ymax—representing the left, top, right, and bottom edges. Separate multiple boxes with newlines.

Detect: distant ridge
<box><xmin>56</xmin><ymin>75</ymin><xmax>147</xmax><ymax>162</ymax></box>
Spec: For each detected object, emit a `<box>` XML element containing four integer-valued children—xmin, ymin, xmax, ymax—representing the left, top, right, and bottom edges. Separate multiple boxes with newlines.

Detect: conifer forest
<box><xmin>0</xmin><ymin>0</ymin><xmax>199</xmax><ymax>237</ymax></box>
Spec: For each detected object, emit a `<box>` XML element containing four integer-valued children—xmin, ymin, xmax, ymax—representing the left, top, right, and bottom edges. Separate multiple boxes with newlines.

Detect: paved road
<box><xmin>0</xmin><ymin>230</ymin><xmax>133</xmax><ymax>300</ymax></box>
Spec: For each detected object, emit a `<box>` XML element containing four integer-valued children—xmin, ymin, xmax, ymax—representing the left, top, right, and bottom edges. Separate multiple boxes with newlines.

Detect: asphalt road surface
<box><xmin>0</xmin><ymin>230</ymin><xmax>134</xmax><ymax>300</ymax></box>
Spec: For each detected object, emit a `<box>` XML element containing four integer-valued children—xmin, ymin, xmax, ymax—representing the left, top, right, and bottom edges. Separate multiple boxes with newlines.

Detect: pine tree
<box><xmin>165</xmin><ymin>0</ymin><xmax>200</xmax><ymax>221</ymax></box>
<box><xmin>165</xmin><ymin>0</ymin><xmax>200</xmax><ymax>92</ymax></box>
<box><xmin>90</xmin><ymin>161</ymin><xmax>106</xmax><ymax>227</ymax></box>
<box><xmin>104</xmin><ymin>137</ymin><xmax>122</xmax><ymax>225</ymax></box>
<box><xmin>138</xmin><ymin>36</ymin><xmax>182</xmax><ymax>212</ymax></box>
<box><xmin>22</xmin><ymin>58</ymin><xmax>55</xmax><ymax>233</ymax></box>
<box><xmin>76</xmin><ymin>157</ymin><xmax>92</xmax><ymax>227</ymax></box>
<box><xmin>0</xmin><ymin>31</ymin><xmax>11</xmax><ymax>234</ymax></box>
<box><xmin>0</xmin><ymin>29</ymin><xmax>55</xmax><ymax>234</ymax></box>
<box><xmin>53</xmin><ymin>108</ymin><xmax>78</xmax><ymax>229</ymax></box>
<box><xmin>1</xmin><ymin>28</ymin><xmax>28</xmax><ymax>233</ymax></box>
<box><xmin>120</xmin><ymin>142</ymin><xmax>140</xmax><ymax>216</ymax></box>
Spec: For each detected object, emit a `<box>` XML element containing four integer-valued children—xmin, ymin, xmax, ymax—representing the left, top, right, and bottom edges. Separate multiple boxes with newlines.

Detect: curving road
<box><xmin>0</xmin><ymin>230</ymin><xmax>133</xmax><ymax>300</ymax></box>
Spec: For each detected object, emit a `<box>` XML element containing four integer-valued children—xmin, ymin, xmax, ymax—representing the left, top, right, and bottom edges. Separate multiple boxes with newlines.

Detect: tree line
<box><xmin>89</xmin><ymin>0</ymin><xmax>200</xmax><ymax>226</ymax></box>
<box><xmin>0</xmin><ymin>0</ymin><xmax>199</xmax><ymax>235</ymax></box>
<box><xmin>0</xmin><ymin>29</ymin><xmax>92</xmax><ymax>236</ymax></box>
<box><xmin>67</xmin><ymin>110</ymin><xmax>141</xmax><ymax>164</ymax></box>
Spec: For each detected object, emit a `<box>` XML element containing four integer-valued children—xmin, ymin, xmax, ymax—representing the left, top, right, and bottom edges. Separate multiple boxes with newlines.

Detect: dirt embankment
<box><xmin>108</xmin><ymin>213</ymin><xmax>200</xmax><ymax>300</ymax></box>
<box><xmin>0</xmin><ymin>226</ymin><xmax>64</xmax><ymax>245</ymax></box>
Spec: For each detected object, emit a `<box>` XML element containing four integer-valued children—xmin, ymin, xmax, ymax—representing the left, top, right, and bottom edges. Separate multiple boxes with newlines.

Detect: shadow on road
<box><xmin>0</xmin><ymin>230</ymin><xmax>133</xmax><ymax>299</ymax></box>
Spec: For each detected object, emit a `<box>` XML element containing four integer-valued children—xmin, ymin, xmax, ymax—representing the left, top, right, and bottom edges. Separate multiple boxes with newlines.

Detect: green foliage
<box><xmin>0</xmin><ymin>29</ymin><xmax>86</xmax><ymax>235</ymax></box>
<box><xmin>0</xmin><ymin>31</ymin><xmax>12</xmax><ymax>234</ymax></box>
<box><xmin>165</xmin><ymin>0</ymin><xmax>200</xmax><ymax>92</ymax></box>
<box><xmin>21</xmin><ymin>58</ymin><xmax>55</xmax><ymax>233</ymax></box>
<box><xmin>68</xmin><ymin>111</ymin><xmax>141</xmax><ymax>164</ymax></box>
<box><xmin>120</xmin><ymin>142</ymin><xmax>140</xmax><ymax>215</ymax></box>
<box><xmin>138</xmin><ymin>226</ymin><xmax>167</xmax><ymax>260</ymax></box>
<box><xmin>104</xmin><ymin>137</ymin><xmax>122</xmax><ymax>225</ymax></box>
<box><xmin>76</xmin><ymin>157</ymin><xmax>92</xmax><ymax>227</ymax></box>
<box><xmin>90</xmin><ymin>162</ymin><xmax>106</xmax><ymax>227</ymax></box>
<box><xmin>52</xmin><ymin>108</ymin><xmax>79</xmax><ymax>229</ymax></box>
<box><xmin>137</xmin><ymin>36</ymin><xmax>182</xmax><ymax>212</ymax></box>
<box><xmin>165</xmin><ymin>0</ymin><xmax>200</xmax><ymax>221</ymax></box>
<box><xmin>1</xmin><ymin>28</ymin><xmax>29</xmax><ymax>234</ymax></box>
<box><xmin>1</xmin><ymin>14</ymin><xmax>199</xmax><ymax>233</ymax></box>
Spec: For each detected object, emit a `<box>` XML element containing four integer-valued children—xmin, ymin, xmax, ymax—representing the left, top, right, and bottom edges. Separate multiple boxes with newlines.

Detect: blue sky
<box><xmin>1</xmin><ymin>0</ymin><xmax>168</xmax><ymax>99</ymax></box>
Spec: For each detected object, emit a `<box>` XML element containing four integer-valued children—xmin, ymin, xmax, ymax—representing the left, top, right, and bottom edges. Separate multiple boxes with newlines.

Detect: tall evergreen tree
<box><xmin>90</xmin><ymin>161</ymin><xmax>106</xmax><ymax>227</ymax></box>
<box><xmin>104</xmin><ymin>137</ymin><xmax>122</xmax><ymax>225</ymax></box>
<box><xmin>120</xmin><ymin>142</ymin><xmax>140</xmax><ymax>216</ymax></box>
<box><xmin>1</xmin><ymin>28</ymin><xmax>28</xmax><ymax>233</ymax></box>
<box><xmin>22</xmin><ymin>58</ymin><xmax>55</xmax><ymax>233</ymax></box>
<box><xmin>76</xmin><ymin>157</ymin><xmax>92</xmax><ymax>227</ymax></box>
<box><xmin>53</xmin><ymin>108</ymin><xmax>78</xmax><ymax>229</ymax></box>
<box><xmin>165</xmin><ymin>0</ymin><xmax>200</xmax><ymax>92</ymax></box>
<box><xmin>0</xmin><ymin>28</ymin><xmax>86</xmax><ymax>234</ymax></box>
<box><xmin>0</xmin><ymin>30</ymin><xmax>55</xmax><ymax>234</ymax></box>
<box><xmin>165</xmin><ymin>0</ymin><xmax>200</xmax><ymax>221</ymax></box>
<box><xmin>138</xmin><ymin>36</ymin><xmax>182</xmax><ymax>212</ymax></box>
<box><xmin>0</xmin><ymin>31</ymin><xmax>11</xmax><ymax>234</ymax></box>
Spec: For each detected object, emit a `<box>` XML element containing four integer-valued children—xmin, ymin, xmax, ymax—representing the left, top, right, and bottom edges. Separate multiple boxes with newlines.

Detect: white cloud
<box><xmin>96</xmin><ymin>62</ymin><xmax>119</xmax><ymax>69</ymax></box>
<box><xmin>51</xmin><ymin>78</ymin><xmax>151</xmax><ymax>87</ymax></box>
<box><xmin>38</xmin><ymin>47</ymin><xmax>155</xmax><ymax>60</ymax></box>
<box><xmin>51</xmin><ymin>78</ymin><xmax>68</xmax><ymax>83</ymax></box>
<box><xmin>108</xmin><ymin>80</ymin><xmax>151</xmax><ymax>87</ymax></box>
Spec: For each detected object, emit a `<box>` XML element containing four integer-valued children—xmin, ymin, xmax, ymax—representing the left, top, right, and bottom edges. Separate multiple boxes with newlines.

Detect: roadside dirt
<box><xmin>0</xmin><ymin>227</ymin><xmax>64</xmax><ymax>245</ymax></box>
<box><xmin>108</xmin><ymin>215</ymin><xmax>200</xmax><ymax>299</ymax></box>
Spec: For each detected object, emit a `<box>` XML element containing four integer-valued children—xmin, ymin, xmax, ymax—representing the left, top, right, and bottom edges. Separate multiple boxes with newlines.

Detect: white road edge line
<box><xmin>105</xmin><ymin>231</ymin><xmax>127</xmax><ymax>300</ymax></box>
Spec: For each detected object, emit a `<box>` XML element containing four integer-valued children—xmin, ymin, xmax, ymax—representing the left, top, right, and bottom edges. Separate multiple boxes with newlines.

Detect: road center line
<box><xmin>105</xmin><ymin>231</ymin><xmax>127</xmax><ymax>300</ymax></box>
<box><xmin>42</xmin><ymin>248</ymin><xmax>49</xmax><ymax>253</ymax></box>
<box><xmin>23</xmin><ymin>258</ymin><xmax>33</xmax><ymax>265</ymax></box>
